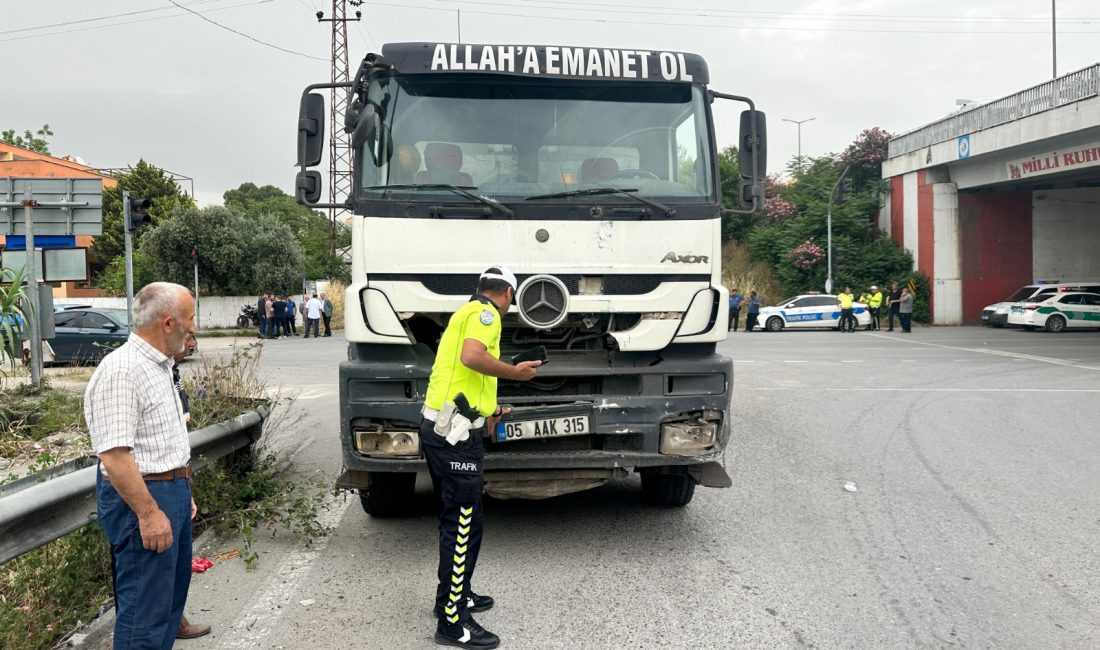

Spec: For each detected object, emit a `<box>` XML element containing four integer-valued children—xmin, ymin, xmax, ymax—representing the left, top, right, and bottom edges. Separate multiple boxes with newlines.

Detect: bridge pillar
<box><xmin>884</xmin><ymin>168</ymin><xmax>963</xmax><ymax>324</ymax></box>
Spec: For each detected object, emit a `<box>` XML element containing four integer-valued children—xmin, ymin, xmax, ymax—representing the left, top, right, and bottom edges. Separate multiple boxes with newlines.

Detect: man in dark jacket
<box><xmin>272</xmin><ymin>296</ymin><xmax>287</xmax><ymax>339</ymax></box>
<box><xmin>320</xmin><ymin>292</ymin><xmax>334</xmax><ymax>337</ymax></box>
<box><xmin>256</xmin><ymin>294</ymin><xmax>268</xmax><ymax>339</ymax></box>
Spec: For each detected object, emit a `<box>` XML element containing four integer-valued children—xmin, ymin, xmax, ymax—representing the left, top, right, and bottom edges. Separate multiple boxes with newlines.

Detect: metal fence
<box><xmin>888</xmin><ymin>64</ymin><xmax>1100</xmax><ymax>158</ymax></box>
<box><xmin>0</xmin><ymin>407</ymin><xmax>269</xmax><ymax>565</ymax></box>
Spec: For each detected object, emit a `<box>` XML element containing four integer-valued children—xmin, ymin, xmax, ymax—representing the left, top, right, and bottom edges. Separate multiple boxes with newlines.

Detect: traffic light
<box><xmin>129</xmin><ymin>197</ymin><xmax>151</xmax><ymax>230</ymax></box>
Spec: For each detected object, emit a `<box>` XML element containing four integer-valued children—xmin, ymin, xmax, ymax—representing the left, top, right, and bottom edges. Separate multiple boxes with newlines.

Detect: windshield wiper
<box><xmin>524</xmin><ymin>187</ymin><xmax>675</xmax><ymax>218</ymax></box>
<box><xmin>365</xmin><ymin>184</ymin><xmax>514</xmax><ymax>218</ymax></box>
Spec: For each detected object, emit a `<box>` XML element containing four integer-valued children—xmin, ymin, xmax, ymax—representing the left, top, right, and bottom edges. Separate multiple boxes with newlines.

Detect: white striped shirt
<box><xmin>85</xmin><ymin>334</ymin><xmax>190</xmax><ymax>475</ymax></box>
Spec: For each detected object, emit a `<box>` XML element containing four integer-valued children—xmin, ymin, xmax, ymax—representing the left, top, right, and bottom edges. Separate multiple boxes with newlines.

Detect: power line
<box><xmin>166</xmin><ymin>0</ymin><xmax>326</xmax><ymax>61</ymax></box>
<box><xmin>362</xmin><ymin>1</ymin><xmax>1100</xmax><ymax>35</ymax></box>
<box><xmin>0</xmin><ymin>0</ymin><xmax>275</xmax><ymax>44</ymax></box>
<box><xmin>0</xmin><ymin>0</ymin><xmax>225</xmax><ymax>36</ymax></box>
<box><xmin>497</xmin><ymin>0</ymin><xmax>1099</xmax><ymax>24</ymax></box>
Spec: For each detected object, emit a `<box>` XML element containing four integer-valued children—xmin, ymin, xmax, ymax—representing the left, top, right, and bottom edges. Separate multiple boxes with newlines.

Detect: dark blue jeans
<box><xmin>97</xmin><ymin>470</ymin><xmax>192</xmax><ymax>650</ymax></box>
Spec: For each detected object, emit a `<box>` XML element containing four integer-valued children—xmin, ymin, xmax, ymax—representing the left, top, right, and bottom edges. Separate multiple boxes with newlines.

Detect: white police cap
<box><xmin>480</xmin><ymin>265</ymin><xmax>517</xmax><ymax>291</ymax></box>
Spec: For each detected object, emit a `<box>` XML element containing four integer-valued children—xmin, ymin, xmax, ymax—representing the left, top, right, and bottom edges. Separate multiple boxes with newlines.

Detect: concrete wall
<box><xmin>1032</xmin><ymin>188</ymin><xmax>1100</xmax><ymax>281</ymax></box>
<box><xmin>958</xmin><ymin>192</ymin><xmax>1033</xmax><ymax>324</ymax></box>
<box><xmin>72</xmin><ymin>296</ymin><xmax>261</xmax><ymax>330</ymax></box>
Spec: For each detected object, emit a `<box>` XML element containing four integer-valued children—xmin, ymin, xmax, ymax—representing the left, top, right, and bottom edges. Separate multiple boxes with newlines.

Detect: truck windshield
<box><xmin>358</xmin><ymin>74</ymin><xmax>713</xmax><ymax>206</ymax></box>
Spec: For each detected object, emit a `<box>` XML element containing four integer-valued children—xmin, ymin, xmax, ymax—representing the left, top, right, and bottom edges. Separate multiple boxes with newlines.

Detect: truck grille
<box><xmin>404</xmin><ymin>274</ymin><xmax>702</xmax><ymax>296</ymax></box>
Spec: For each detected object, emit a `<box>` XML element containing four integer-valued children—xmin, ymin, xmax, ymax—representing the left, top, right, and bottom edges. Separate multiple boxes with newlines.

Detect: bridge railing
<box><xmin>888</xmin><ymin>63</ymin><xmax>1100</xmax><ymax>159</ymax></box>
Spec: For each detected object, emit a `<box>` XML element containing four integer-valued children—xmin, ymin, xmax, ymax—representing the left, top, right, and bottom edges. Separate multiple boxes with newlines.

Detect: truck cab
<box><xmin>295</xmin><ymin>43</ymin><xmax>765</xmax><ymax>515</ymax></box>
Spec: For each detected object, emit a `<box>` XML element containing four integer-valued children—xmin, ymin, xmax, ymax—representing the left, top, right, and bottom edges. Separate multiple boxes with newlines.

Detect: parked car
<box><xmin>982</xmin><ymin>282</ymin><xmax>1100</xmax><ymax>327</ymax></box>
<box><xmin>47</xmin><ymin>307</ymin><xmax>130</xmax><ymax>364</ymax></box>
<box><xmin>1006</xmin><ymin>292</ymin><xmax>1100</xmax><ymax>332</ymax></box>
<box><xmin>757</xmin><ymin>294</ymin><xmax>872</xmax><ymax>332</ymax></box>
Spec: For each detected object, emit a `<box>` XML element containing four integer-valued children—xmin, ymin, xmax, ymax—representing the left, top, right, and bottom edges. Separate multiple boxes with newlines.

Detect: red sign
<box><xmin>1008</xmin><ymin>142</ymin><xmax>1100</xmax><ymax>180</ymax></box>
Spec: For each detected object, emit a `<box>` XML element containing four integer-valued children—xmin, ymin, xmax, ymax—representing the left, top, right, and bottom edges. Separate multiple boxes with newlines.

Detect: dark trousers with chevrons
<box><xmin>421</xmin><ymin>418</ymin><xmax>486</xmax><ymax>624</ymax></box>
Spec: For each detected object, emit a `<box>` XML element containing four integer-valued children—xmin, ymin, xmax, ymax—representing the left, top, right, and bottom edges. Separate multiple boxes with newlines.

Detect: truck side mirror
<box><xmin>295</xmin><ymin>170</ymin><xmax>323</xmax><ymax>205</ymax></box>
<box><xmin>297</xmin><ymin>92</ymin><xmax>326</xmax><ymax>168</ymax></box>
<box><xmin>738</xmin><ymin>110</ymin><xmax>768</xmax><ymax>211</ymax></box>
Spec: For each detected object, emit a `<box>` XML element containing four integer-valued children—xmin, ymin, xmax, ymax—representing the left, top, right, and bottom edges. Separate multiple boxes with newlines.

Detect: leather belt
<box><xmin>142</xmin><ymin>465</ymin><xmax>192</xmax><ymax>482</ymax></box>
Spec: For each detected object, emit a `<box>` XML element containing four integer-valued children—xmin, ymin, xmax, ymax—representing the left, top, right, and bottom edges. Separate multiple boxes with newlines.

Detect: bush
<box><xmin>0</xmin><ymin>527</ymin><xmax>112</xmax><ymax>650</ymax></box>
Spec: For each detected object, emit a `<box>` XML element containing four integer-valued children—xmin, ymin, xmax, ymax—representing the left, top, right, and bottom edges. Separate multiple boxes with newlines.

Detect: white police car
<box><xmin>1006</xmin><ymin>291</ymin><xmax>1100</xmax><ymax>332</ymax></box>
<box><xmin>757</xmin><ymin>294</ymin><xmax>872</xmax><ymax>332</ymax></box>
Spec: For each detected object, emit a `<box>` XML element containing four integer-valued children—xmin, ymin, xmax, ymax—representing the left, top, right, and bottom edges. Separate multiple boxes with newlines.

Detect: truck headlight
<box><xmin>354</xmin><ymin>428</ymin><xmax>420</xmax><ymax>457</ymax></box>
<box><xmin>659</xmin><ymin>416</ymin><xmax>718</xmax><ymax>456</ymax></box>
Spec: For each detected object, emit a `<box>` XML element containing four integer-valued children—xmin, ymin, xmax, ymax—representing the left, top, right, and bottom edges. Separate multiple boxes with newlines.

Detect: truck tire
<box><xmin>359</xmin><ymin>472</ymin><xmax>416</xmax><ymax>517</ymax></box>
<box><xmin>640</xmin><ymin>470</ymin><xmax>696</xmax><ymax>507</ymax></box>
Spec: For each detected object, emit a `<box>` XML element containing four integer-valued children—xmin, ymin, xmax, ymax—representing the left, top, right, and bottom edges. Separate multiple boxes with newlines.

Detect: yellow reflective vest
<box><xmin>868</xmin><ymin>291</ymin><xmax>883</xmax><ymax>308</ymax></box>
<box><xmin>837</xmin><ymin>293</ymin><xmax>854</xmax><ymax>309</ymax></box>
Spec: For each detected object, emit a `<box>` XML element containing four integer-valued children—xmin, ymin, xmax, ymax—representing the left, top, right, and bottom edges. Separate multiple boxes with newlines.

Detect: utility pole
<box><xmin>21</xmin><ymin>187</ymin><xmax>42</xmax><ymax>387</ymax></box>
<box><xmin>826</xmin><ymin>165</ymin><xmax>851</xmax><ymax>295</ymax></box>
<box><xmin>192</xmin><ymin>248</ymin><xmax>200</xmax><ymax>330</ymax></box>
<box><xmin>317</xmin><ymin>1</ymin><xmax>362</xmax><ymax>257</ymax></box>
<box><xmin>123</xmin><ymin>190</ymin><xmax>134</xmax><ymax>324</ymax></box>
<box><xmin>1052</xmin><ymin>0</ymin><xmax>1058</xmax><ymax>79</ymax></box>
<box><xmin>781</xmin><ymin>117</ymin><xmax>815</xmax><ymax>174</ymax></box>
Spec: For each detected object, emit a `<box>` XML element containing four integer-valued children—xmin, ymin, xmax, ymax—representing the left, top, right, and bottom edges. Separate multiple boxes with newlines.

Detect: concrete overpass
<box><xmin>881</xmin><ymin>64</ymin><xmax>1100</xmax><ymax>324</ymax></box>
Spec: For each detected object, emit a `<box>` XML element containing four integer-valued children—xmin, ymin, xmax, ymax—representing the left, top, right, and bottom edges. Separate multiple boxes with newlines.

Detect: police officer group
<box><xmin>420</xmin><ymin>266</ymin><xmax>541</xmax><ymax>649</ymax></box>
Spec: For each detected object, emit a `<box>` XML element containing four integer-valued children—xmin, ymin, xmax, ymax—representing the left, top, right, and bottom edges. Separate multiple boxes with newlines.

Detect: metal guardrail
<box><xmin>0</xmin><ymin>406</ymin><xmax>269</xmax><ymax>565</ymax></box>
<box><xmin>888</xmin><ymin>63</ymin><xmax>1100</xmax><ymax>158</ymax></box>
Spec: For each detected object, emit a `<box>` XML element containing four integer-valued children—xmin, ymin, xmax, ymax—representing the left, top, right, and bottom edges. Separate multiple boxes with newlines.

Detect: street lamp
<box><xmin>781</xmin><ymin>117</ymin><xmax>815</xmax><ymax>173</ymax></box>
<box><xmin>825</xmin><ymin>165</ymin><xmax>851</xmax><ymax>295</ymax></box>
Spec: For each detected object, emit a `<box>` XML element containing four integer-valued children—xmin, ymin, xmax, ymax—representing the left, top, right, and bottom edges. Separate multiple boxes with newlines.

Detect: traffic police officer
<box><xmin>421</xmin><ymin>266</ymin><xmax>541</xmax><ymax>649</ymax></box>
<box><xmin>867</xmin><ymin>285</ymin><xmax>884</xmax><ymax>331</ymax></box>
<box><xmin>837</xmin><ymin>286</ymin><xmax>856</xmax><ymax>332</ymax></box>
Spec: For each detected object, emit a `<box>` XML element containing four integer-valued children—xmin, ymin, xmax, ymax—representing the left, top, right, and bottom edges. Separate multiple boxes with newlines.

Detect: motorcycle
<box><xmin>238</xmin><ymin>303</ymin><xmax>260</xmax><ymax>328</ymax></box>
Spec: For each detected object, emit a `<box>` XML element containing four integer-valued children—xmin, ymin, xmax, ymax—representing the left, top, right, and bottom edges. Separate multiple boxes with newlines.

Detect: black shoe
<box><xmin>434</xmin><ymin>617</ymin><xmax>500</xmax><ymax>649</ymax></box>
<box><xmin>434</xmin><ymin>593</ymin><xmax>494</xmax><ymax>618</ymax></box>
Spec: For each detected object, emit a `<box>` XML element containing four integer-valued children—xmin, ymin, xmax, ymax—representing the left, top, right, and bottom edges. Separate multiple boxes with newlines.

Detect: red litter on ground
<box><xmin>191</xmin><ymin>557</ymin><xmax>214</xmax><ymax>573</ymax></box>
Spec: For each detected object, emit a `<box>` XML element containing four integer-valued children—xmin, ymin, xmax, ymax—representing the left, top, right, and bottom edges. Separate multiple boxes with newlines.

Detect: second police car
<box><xmin>1006</xmin><ymin>291</ymin><xmax>1100</xmax><ymax>332</ymax></box>
<box><xmin>757</xmin><ymin>294</ymin><xmax>872</xmax><ymax>332</ymax></box>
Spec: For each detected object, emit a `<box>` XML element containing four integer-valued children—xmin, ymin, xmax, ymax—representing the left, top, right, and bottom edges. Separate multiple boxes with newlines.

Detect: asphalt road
<box><xmin>97</xmin><ymin>326</ymin><xmax>1100</xmax><ymax>649</ymax></box>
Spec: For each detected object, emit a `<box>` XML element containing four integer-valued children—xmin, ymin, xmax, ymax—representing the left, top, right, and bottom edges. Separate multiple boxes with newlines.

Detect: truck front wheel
<box><xmin>640</xmin><ymin>469</ymin><xmax>696</xmax><ymax>507</ymax></box>
<box><xmin>359</xmin><ymin>472</ymin><xmax>416</xmax><ymax>517</ymax></box>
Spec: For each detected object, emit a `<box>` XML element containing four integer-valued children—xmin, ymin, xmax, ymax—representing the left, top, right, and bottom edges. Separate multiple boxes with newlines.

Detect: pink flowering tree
<box><xmin>790</xmin><ymin>239</ymin><xmax>824</xmax><ymax>270</ymax></box>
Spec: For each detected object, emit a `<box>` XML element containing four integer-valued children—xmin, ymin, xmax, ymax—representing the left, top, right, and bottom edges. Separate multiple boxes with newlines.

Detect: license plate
<box><xmin>495</xmin><ymin>415</ymin><xmax>589</xmax><ymax>442</ymax></box>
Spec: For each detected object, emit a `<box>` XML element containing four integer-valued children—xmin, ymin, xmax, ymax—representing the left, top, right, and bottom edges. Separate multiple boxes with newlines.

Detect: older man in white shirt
<box><xmin>86</xmin><ymin>282</ymin><xmax>197</xmax><ymax>649</ymax></box>
<box><xmin>304</xmin><ymin>292</ymin><xmax>323</xmax><ymax>338</ymax></box>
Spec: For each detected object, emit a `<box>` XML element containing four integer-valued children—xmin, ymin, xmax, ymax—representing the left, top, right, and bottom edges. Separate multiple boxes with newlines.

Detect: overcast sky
<box><xmin>3</xmin><ymin>0</ymin><xmax>1096</xmax><ymax>206</ymax></box>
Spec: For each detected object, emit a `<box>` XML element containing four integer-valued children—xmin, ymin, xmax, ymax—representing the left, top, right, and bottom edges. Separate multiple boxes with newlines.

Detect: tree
<box><xmin>745</xmin><ymin>150</ymin><xmax>912</xmax><ymax>299</ymax></box>
<box><xmin>1</xmin><ymin>124</ymin><xmax>53</xmax><ymax>154</ymax></box>
<box><xmin>223</xmin><ymin>183</ymin><xmax>350</xmax><ymax>283</ymax></box>
<box><xmin>839</xmin><ymin>127</ymin><xmax>893</xmax><ymax>191</ymax></box>
<box><xmin>140</xmin><ymin>205</ymin><xmax>305</xmax><ymax>296</ymax></box>
<box><xmin>93</xmin><ymin>161</ymin><xmax>193</xmax><ymax>280</ymax></box>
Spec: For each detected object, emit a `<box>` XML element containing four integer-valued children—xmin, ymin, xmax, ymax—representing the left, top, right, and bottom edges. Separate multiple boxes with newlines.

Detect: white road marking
<box><xmin>783</xmin><ymin>360</ymin><xmax>808</xmax><ymax>363</ymax></box>
<box><xmin>216</xmin><ymin>497</ymin><xmax>352</xmax><ymax>649</ymax></box>
<box><xmin>839</xmin><ymin>360</ymin><xmax>864</xmax><ymax>363</ymax></box>
<box><xmin>864</xmin><ymin>332</ymin><xmax>1100</xmax><ymax>372</ymax></box>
